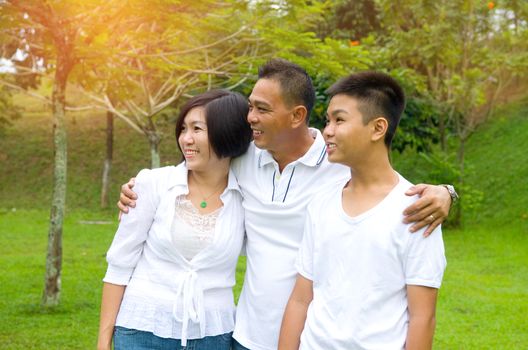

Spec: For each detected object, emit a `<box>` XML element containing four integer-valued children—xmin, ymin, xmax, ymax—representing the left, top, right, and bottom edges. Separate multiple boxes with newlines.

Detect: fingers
<box><xmin>422</xmin><ymin>218</ymin><xmax>442</xmax><ymax>237</ymax></box>
<box><xmin>404</xmin><ymin>194</ymin><xmax>446</xmax><ymax>230</ymax></box>
<box><xmin>405</xmin><ymin>183</ymin><xmax>427</xmax><ymax>196</ymax></box>
<box><xmin>404</xmin><ymin>183</ymin><xmax>452</xmax><ymax>236</ymax></box>
<box><xmin>119</xmin><ymin>191</ymin><xmax>135</xmax><ymax>209</ymax></box>
<box><xmin>407</xmin><ymin>210</ymin><xmax>442</xmax><ymax>236</ymax></box>
<box><xmin>403</xmin><ymin>194</ymin><xmax>429</xmax><ymax>216</ymax></box>
<box><xmin>117</xmin><ymin>199</ymin><xmax>129</xmax><ymax>214</ymax></box>
<box><xmin>121</xmin><ymin>182</ymin><xmax>137</xmax><ymax>201</ymax></box>
<box><xmin>404</xmin><ymin>204</ymin><xmax>434</xmax><ymax>227</ymax></box>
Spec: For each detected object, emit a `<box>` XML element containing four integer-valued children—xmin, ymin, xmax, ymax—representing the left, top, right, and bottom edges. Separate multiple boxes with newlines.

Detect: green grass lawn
<box><xmin>1</xmin><ymin>210</ymin><xmax>527</xmax><ymax>349</ymax></box>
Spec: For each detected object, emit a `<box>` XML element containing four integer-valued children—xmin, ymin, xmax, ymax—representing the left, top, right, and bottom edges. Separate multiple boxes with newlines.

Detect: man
<box><xmin>278</xmin><ymin>71</ymin><xmax>446</xmax><ymax>349</ymax></box>
<box><xmin>119</xmin><ymin>59</ymin><xmax>454</xmax><ymax>350</ymax></box>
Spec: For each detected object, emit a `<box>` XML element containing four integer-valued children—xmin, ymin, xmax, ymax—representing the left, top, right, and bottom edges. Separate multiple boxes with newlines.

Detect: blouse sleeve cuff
<box><xmin>103</xmin><ymin>264</ymin><xmax>135</xmax><ymax>285</ymax></box>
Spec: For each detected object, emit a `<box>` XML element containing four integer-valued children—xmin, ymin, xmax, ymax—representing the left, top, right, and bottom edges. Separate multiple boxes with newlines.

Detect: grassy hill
<box><xmin>463</xmin><ymin>101</ymin><xmax>528</xmax><ymax>227</ymax></box>
<box><xmin>391</xmin><ymin>100</ymin><xmax>528</xmax><ymax>230</ymax></box>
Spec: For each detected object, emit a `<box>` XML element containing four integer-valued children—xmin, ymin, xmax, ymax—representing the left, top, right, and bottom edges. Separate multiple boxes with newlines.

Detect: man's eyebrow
<box><xmin>248</xmin><ymin>98</ymin><xmax>272</xmax><ymax>109</ymax></box>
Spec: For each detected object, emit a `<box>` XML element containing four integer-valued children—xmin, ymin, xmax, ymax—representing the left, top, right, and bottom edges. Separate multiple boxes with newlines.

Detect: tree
<box><xmin>80</xmin><ymin>0</ymin><xmax>374</xmax><ymax>167</ymax></box>
<box><xmin>76</xmin><ymin>1</ymin><xmax>258</xmax><ymax>168</ymax></box>
<box><xmin>375</xmin><ymin>0</ymin><xmax>528</xmax><ymax>223</ymax></box>
<box><xmin>100</xmin><ymin>110</ymin><xmax>114</xmax><ymax>208</ymax></box>
<box><xmin>0</xmin><ymin>0</ymin><xmax>126</xmax><ymax>306</ymax></box>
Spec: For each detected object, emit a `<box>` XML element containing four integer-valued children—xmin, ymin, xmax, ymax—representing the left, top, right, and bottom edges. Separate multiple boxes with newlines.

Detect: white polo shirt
<box><xmin>231</xmin><ymin>129</ymin><xmax>350</xmax><ymax>350</ymax></box>
<box><xmin>296</xmin><ymin>174</ymin><xmax>446</xmax><ymax>349</ymax></box>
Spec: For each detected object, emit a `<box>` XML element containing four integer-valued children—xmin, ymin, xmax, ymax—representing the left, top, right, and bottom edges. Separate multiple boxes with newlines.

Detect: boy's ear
<box><xmin>291</xmin><ymin>105</ymin><xmax>308</xmax><ymax>128</ymax></box>
<box><xmin>371</xmin><ymin>117</ymin><xmax>388</xmax><ymax>142</ymax></box>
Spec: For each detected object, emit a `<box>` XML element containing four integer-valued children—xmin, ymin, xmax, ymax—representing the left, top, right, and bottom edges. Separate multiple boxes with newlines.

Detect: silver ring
<box><xmin>429</xmin><ymin>214</ymin><xmax>435</xmax><ymax>221</ymax></box>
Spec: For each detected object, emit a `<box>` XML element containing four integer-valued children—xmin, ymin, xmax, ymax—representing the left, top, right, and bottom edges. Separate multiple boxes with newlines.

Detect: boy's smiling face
<box><xmin>323</xmin><ymin>94</ymin><xmax>374</xmax><ymax>167</ymax></box>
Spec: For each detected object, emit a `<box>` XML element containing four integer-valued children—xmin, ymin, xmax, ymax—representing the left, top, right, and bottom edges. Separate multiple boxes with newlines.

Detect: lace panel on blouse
<box><xmin>171</xmin><ymin>195</ymin><xmax>221</xmax><ymax>261</ymax></box>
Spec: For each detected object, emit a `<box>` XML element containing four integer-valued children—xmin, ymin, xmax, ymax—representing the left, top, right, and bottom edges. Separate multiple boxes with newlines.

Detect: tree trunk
<box><xmin>150</xmin><ymin>136</ymin><xmax>161</xmax><ymax>169</ymax></box>
<box><xmin>100</xmin><ymin>111</ymin><xmax>114</xmax><ymax>208</ymax></box>
<box><xmin>42</xmin><ymin>60</ymin><xmax>69</xmax><ymax>307</ymax></box>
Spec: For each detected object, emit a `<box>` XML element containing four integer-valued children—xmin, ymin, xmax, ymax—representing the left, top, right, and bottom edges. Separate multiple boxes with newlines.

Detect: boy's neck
<box><xmin>342</xmin><ymin>154</ymin><xmax>399</xmax><ymax>218</ymax></box>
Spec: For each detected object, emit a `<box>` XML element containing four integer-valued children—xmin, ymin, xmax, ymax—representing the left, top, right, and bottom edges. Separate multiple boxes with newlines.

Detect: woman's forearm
<box><xmin>98</xmin><ymin>283</ymin><xmax>126</xmax><ymax>350</ymax></box>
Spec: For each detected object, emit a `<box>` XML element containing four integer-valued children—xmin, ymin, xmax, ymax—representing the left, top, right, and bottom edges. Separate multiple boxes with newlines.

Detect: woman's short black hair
<box><xmin>175</xmin><ymin>89</ymin><xmax>252</xmax><ymax>159</ymax></box>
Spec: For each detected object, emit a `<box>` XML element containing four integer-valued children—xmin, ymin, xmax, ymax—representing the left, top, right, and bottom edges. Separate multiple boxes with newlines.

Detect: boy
<box><xmin>278</xmin><ymin>72</ymin><xmax>447</xmax><ymax>350</ymax></box>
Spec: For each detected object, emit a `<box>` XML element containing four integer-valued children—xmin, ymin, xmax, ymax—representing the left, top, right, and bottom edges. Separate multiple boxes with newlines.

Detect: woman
<box><xmin>97</xmin><ymin>90</ymin><xmax>252</xmax><ymax>350</ymax></box>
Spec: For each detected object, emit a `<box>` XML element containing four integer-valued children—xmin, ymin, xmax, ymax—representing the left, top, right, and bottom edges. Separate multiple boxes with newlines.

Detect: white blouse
<box><xmin>103</xmin><ymin>163</ymin><xmax>245</xmax><ymax>346</ymax></box>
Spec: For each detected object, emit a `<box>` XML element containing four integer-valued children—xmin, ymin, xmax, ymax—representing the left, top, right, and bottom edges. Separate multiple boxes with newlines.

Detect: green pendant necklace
<box><xmin>192</xmin><ymin>173</ymin><xmax>225</xmax><ymax>209</ymax></box>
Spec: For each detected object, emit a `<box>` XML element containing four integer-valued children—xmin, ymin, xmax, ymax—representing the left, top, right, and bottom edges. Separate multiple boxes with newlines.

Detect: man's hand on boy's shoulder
<box><xmin>117</xmin><ymin>178</ymin><xmax>137</xmax><ymax>219</ymax></box>
<box><xmin>403</xmin><ymin>184</ymin><xmax>453</xmax><ymax>236</ymax></box>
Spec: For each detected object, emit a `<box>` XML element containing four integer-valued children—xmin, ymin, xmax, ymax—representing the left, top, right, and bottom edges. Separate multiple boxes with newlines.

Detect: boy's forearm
<box><xmin>278</xmin><ymin>298</ymin><xmax>310</xmax><ymax>350</ymax></box>
<box><xmin>405</xmin><ymin>314</ymin><xmax>436</xmax><ymax>350</ymax></box>
<box><xmin>406</xmin><ymin>285</ymin><xmax>438</xmax><ymax>350</ymax></box>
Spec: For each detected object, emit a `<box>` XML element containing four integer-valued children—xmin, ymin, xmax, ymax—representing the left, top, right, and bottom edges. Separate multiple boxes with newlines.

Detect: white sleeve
<box><xmin>295</xmin><ymin>207</ymin><xmax>316</xmax><ymax>281</ymax></box>
<box><xmin>403</xmin><ymin>225</ymin><xmax>447</xmax><ymax>289</ymax></box>
<box><xmin>103</xmin><ymin>169</ymin><xmax>158</xmax><ymax>285</ymax></box>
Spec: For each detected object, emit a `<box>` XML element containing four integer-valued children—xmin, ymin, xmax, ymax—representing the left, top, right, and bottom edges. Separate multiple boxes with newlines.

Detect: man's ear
<box><xmin>371</xmin><ymin>117</ymin><xmax>388</xmax><ymax>142</ymax></box>
<box><xmin>291</xmin><ymin>105</ymin><xmax>308</xmax><ymax>128</ymax></box>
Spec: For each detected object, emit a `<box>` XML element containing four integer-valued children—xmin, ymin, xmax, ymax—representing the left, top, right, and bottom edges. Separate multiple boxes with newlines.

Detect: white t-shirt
<box><xmin>231</xmin><ymin>129</ymin><xmax>350</xmax><ymax>350</ymax></box>
<box><xmin>296</xmin><ymin>174</ymin><xmax>447</xmax><ymax>350</ymax></box>
<box><xmin>104</xmin><ymin>163</ymin><xmax>245</xmax><ymax>346</ymax></box>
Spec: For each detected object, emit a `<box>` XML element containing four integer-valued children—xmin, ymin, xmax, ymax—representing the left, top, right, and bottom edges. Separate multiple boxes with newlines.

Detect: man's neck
<box><xmin>270</xmin><ymin>127</ymin><xmax>315</xmax><ymax>172</ymax></box>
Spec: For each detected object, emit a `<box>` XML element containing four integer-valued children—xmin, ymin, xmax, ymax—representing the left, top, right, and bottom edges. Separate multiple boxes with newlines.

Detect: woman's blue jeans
<box><xmin>113</xmin><ymin>326</ymin><xmax>232</xmax><ymax>350</ymax></box>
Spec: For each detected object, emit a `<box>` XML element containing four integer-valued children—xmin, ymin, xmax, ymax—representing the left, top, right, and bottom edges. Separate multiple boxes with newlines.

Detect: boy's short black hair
<box><xmin>326</xmin><ymin>71</ymin><xmax>406</xmax><ymax>148</ymax></box>
<box><xmin>258</xmin><ymin>58</ymin><xmax>315</xmax><ymax>123</ymax></box>
<box><xmin>175</xmin><ymin>89</ymin><xmax>252</xmax><ymax>158</ymax></box>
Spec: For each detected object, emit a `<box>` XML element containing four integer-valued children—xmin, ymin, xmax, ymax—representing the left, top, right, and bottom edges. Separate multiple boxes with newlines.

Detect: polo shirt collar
<box><xmin>258</xmin><ymin>128</ymin><xmax>327</xmax><ymax>168</ymax></box>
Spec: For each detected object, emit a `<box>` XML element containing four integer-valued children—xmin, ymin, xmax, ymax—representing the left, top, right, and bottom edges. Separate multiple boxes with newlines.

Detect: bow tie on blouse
<box><xmin>172</xmin><ymin>269</ymin><xmax>206</xmax><ymax>347</ymax></box>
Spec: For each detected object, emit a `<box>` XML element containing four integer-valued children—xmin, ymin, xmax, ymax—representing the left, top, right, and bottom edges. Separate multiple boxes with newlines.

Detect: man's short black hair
<box><xmin>258</xmin><ymin>58</ymin><xmax>315</xmax><ymax>123</ymax></box>
<box><xmin>175</xmin><ymin>89</ymin><xmax>252</xmax><ymax>159</ymax></box>
<box><xmin>326</xmin><ymin>71</ymin><xmax>406</xmax><ymax>148</ymax></box>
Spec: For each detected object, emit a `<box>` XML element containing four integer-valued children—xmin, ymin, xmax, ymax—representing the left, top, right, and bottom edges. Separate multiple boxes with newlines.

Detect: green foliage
<box><xmin>371</xmin><ymin>0</ymin><xmax>528</xmax><ymax>222</ymax></box>
<box><xmin>316</xmin><ymin>0</ymin><xmax>381</xmax><ymax>40</ymax></box>
<box><xmin>0</xmin><ymin>84</ymin><xmax>21</xmax><ymax>136</ymax></box>
<box><xmin>393</xmin><ymin>146</ymin><xmax>484</xmax><ymax>225</ymax></box>
<box><xmin>419</xmin><ymin>150</ymin><xmax>484</xmax><ymax>218</ymax></box>
<box><xmin>393</xmin><ymin>97</ymin><xmax>440</xmax><ymax>153</ymax></box>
